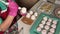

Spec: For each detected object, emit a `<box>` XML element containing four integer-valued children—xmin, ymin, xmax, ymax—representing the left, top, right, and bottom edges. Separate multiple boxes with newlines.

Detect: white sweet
<box><xmin>50</xmin><ymin>28</ymin><xmax>55</xmax><ymax>33</ymax></box>
<box><xmin>21</xmin><ymin>7</ymin><xmax>27</xmax><ymax>14</ymax></box>
<box><xmin>48</xmin><ymin>32</ymin><xmax>53</xmax><ymax>34</ymax></box>
<box><xmin>37</xmin><ymin>27</ymin><xmax>41</xmax><ymax>32</ymax></box>
<box><xmin>41</xmin><ymin>20</ymin><xmax>46</xmax><ymax>25</ymax></box>
<box><xmin>34</xmin><ymin>12</ymin><xmax>38</xmax><ymax>17</ymax></box>
<box><xmin>18</xmin><ymin>7</ymin><xmax>22</xmax><ymax>9</ymax></box>
<box><xmin>39</xmin><ymin>24</ymin><xmax>44</xmax><ymax>28</ymax></box>
<box><xmin>42</xmin><ymin>30</ymin><xmax>47</xmax><ymax>34</ymax></box>
<box><xmin>51</xmin><ymin>24</ymin><xmax>56</xmax><ymax>29</ymax></box>
<box><xmin>29</xmin><ymin>11</ymin><xmax>33</xmax><ymax>15</ymax></box>
<box><xmin>43</xmin><ymin>16</ymin><xmax>48</xmax><ymax>21</ymax></box>
<box><xmin>31</xmin><ymin>15</ymin><xmax>36</xmax><ymax>20</ymax></box>
<box><xmin>52</xmin><ymin>20</ymin><xmax>58</xmax><ymax>25</ymax></box>
<box><xmin>46</xmin><ymin>22</ymin><xmax>51</xmax><ymax>26</ymax></box>
<box><xmin>48</xmin><ymin>18</ymin><xmax>52</xmax><ymax>22</ymax></box>
<box><xmin>58</xmin><ymin>11</ymin><xmax>60</xmax><ymax>14</ymax></box>
<box><xmin>26</xmin><ymin>13</ymin><xmax>30</xmax><ymax>18</ymax></box>
<box><xmin>44</xmin><ymin>25</ymin><xmax>50</xmax><ymax>30</ymax></box>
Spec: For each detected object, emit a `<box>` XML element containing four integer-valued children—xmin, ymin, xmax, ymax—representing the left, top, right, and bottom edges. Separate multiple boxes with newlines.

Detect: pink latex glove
<box><xmin>8</xmin><ymin>0</ymin><xmax>12</xmax><ymax>2</ymax></box>
<box><xmin>8</xmin><ymin>1</ymin><xmax>18</xmax><ymax>17</ymax></box>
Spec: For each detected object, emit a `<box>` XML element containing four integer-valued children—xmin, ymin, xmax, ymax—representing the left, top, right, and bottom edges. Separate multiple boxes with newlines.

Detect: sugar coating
<box><xmin>41</xmin><ymin>20</ymin><xmax>46</xmax><ymax>25</ymax></box>
<box><xmin>37</xmin><ymin>27</ymin><xmax>41</xmax><ymax>32</ymax></box>
<box><xmin>44</xmin><ymin>25</ymin><xmax>50</xmax><ymax>30</ymax></box>
<box><xmin>21</xmin><ymin>7</ymin><xmax>27</xmax><ymax>13</ymax></box>
<box><xmin>34</xmin><ymin>12</ymin><xmax>38</xmax><ymax>17</ymax></box>
<box><xmin>43</xmin><ymin>16</ymin><xmax>48</xmax><ymax>21</ymax></box>
<box><xmin>51</xmin><ymin>24</ymin><xmax>56</xmax><ymax>29</ymax></box>
<box><xmin>48</xmin><ymin>32</ymin><xmax>53</xmax><ymax>34</ymax></box>
<box><xmin>48</xmin><ymin>18</ymin><xmax>52</xmax><ymax>22</ymax></box>
<box><xmin>58</xmin><ymin>11</ymin><xmax>60</xmax><ymax>14</ymax></box>
<box><xmin>39</xmin><ymin>24</ymin><xmax>44</xmax><ymax>28</ymax></box>
<box><xmin>31</xmin><ymin>15</ymin><xmax>36</xmax><ymax>20</ymax></box>
<box><xmin>42</xmin><ymin>30</ymin><xmax>47</xmax><ymax>34</ymax></box>
<box><xmin>50</xmin><ymin>28</ymin><xmax>55</xmax><ymax>33</ymax></box>
<box><xmin>46</xmin><ymin>22</ymin><xmax>51</xmax><ymax>26</ymax></box>
<box><xmin>29</xmin><ymin>11</ymin><xmax>33</xmax><ymax>15</ymax></box>
<box><xmin>26</xmin><ymin>13</ymin><xmax>30</xmax><ymax>18</ymax></box>
<box><xmin>52</xmin><ymin>20</ymin><xmax>58</xmax><ymax>25</ymax></box>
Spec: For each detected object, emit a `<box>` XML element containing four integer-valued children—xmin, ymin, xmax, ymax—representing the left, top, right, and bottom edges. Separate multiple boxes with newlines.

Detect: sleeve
<box><xmin>0</xmin><ymin>31</ymin><xmax>4</xmax><ymax>34</ymax></box>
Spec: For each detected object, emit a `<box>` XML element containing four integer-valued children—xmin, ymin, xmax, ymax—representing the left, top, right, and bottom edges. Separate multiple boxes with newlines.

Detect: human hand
<box><xmin>8</xmin><ymin>1</ymin><xmax>18</xmax><ymax>17</ymax></box>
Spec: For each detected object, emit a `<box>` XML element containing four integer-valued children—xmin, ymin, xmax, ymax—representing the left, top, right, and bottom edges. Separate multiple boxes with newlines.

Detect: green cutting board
<box><xmin>30</xmin><ymin>13</ymin><xmax>60</xmax><ymax>34</ymax></box>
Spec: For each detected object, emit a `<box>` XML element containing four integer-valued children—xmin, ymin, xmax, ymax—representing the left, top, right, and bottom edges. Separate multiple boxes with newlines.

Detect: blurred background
<box><xmin>15</xmin><ymin>0</ymin><xmax>39</xmax><ymax>10</ymax></box>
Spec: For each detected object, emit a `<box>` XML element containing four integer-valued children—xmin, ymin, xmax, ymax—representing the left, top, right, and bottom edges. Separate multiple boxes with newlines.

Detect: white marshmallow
<box><xmin>52</xmin><ymin>20</ymin><xmax>58</xmax><ymax>25</ymax></box>
<box><xmin>51</xmin><ymin>24</ymin><xmax>56</xmax><ymax>29</ymax></box>
<box><xmin>48</xmin><ymin>32</ymin><xmax>53</xmax><ymax>34</ymax></box>
<box><xmin>44</xmin><ymin>25</ymin><xmax>50</xmax><ymax>30</ymax></box>
<box><xmin>41</xmin><ymin>20</ymin><xmax>46</xmax><ymax>25</ymax></box>
<box><xmin>58</xmin><ymin>11</ymin><xmax>60</xmax><ymax>14</ymax></box>
<box><xmin>26</xmin><ymin>13</ymin><xmax>30</xmax><ymax>18</ymax></box>
<box><xmin>29</xmin><ymin>11</ymin><xmax>33</xmax><ymax>15</ymax></box>
<box><xmin>31</xmin><ymin>15</ymin><xmax>36</xmax><ymax>20</ymax></box>
<box><xmin>39</xmin><ymin>24</ymin><xmax>44</xmax><ymax>28</ymax></box>
<box><xmin>18</xmin><ymin>7</ymin><xmax>22</xmax><ymax>9</ymax></box>
<box><xmin>46</xmin><ymin>22</ymin><xmax>51</xmax><ymax>26</ymax></box>
<box><xmin>21</xmin><ymin>7</ymin><xmax>27</xmax><ymax>14</ymax></box>
<box><xmin>37</xmin><ymin>27</ymin><xmax>41</xmax><ymax>32</ymax></box>
<box><xmin>48</xmin><ymin>18</ymin><xmax>52</xmax><ymax>22</ymax></box>
<box><xmin>50</xmin><ymin>28</ymin><xmax>55</xmax><ymax>33</ymax></box>
<box><xmin>43</xmin><ymin>16</ymin><xmax>48</xmax><ymax>21</ymax></box>
<box><xmin>34</xmin><ymin>12</ymin><xmax>38</xmax><ymax>17</ymax></box>
<box><xmin>42</xmin><ymin>30</ymin><xmax>47</xmax><ymax>34</ymax></box>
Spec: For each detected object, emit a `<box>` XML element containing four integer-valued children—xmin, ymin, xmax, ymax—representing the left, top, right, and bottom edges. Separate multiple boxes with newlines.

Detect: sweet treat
<box><xmin>34</xmin><ymin>12</ymin><xmax>38</xmax><ymax>17</ymax></box>
<box><xmin>42</xmin><ymin>30</ymin><xmax>47</xmax><ymax>34</ymax></box>
<box><xmin>37</xmin><ymin>27</ymin><xmax>41</xmax><ymax>32</ymax></box>
<box><xmin>26</xmin><ymin>13</ymin><xmax>31</xmax><ymax>18</ymax></box>
<box><xmin>20</xmin><ymin>7</ymin><xmax>27</xmax><ymax>16</ymax></box>
<box><xmin>41</xmin><ymin>20</ymin><xmax>46</xmax><ymax>25</ymax></box>
<box><xmin>48</xmin><ymin>18</ymin><xmax>52</xmax><ymax>22</ymax></box>
<box><xmin>44</xmin><ymin>25</ymin><xmax>50</xmax><ymax>30</ymax></box>
<box><xmin>48</xmin><ymin>32</ymin><xmax>53</xmax><ymax>34</ymax></box>
<box><xmin>52</xmin><ymin>20</ymin><xmax>58</xmax><ymax>25</ymax></box>
<box><xmin>31</xmin><ymin>15</ymin><xmax>36</xmax><ymax>20</ymax></box>
<box><xmin>50</xmin><ymin>28</ymin><xmax>55</xmax><ymax>33</ymax></box>
<box><xmin>51</xmin><ymin>24</ymin><xmax>56</xmax><ymax>29</ymax></box>
<box><xmin>46</xmin><ymin>22</ymin><xmax>51</xmax><ymax>26</ymax></box>
<box><xmin>39</xmin><ymin>24</ymin><xmax>44</xmax><ymax>28</ymax></box>
<box><xmin>43</xmin><ymin>16</ymin><xmax>48</xmax><ymax>21</ymax></box>
<box><xmin>29</xmin><ymin>11</ymin><xmax>33</xmax><ymax>15</ymax></box>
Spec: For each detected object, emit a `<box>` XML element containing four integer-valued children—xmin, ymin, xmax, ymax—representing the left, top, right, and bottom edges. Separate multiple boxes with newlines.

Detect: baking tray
<box><xmin>37</xmin><ymin>1</ymin><xmax>55</xmax><ymax>14</ymax></box>
<box><xmin>30</xmin><ymin>13</ymin><xmax>60</xmax><ymax>34</ymax></box>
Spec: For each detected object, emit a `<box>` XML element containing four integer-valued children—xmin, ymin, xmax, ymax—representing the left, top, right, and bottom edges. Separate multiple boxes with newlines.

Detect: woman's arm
<box><xmin>0</xmin><ymin>0</ymin><xmax>18</xmax><ymax>31</ymax></box>
<box><xmin>0</xmin><ymin>15</ymin><xmax>14</xmax><ymax>31</ymax></box>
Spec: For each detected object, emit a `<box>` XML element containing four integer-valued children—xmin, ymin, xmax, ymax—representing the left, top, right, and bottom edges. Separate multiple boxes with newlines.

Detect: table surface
<box><xmin>17</xmin><ymin>0</ymin><xmax>45</xmax><ymax>34</ymax></box>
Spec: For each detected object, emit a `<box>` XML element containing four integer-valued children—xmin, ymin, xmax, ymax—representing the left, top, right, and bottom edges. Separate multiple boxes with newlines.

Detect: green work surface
<box><xmin>30</xmin><ymin>13</ymin><xmax>60</xmax><ymax>34</ymax></box>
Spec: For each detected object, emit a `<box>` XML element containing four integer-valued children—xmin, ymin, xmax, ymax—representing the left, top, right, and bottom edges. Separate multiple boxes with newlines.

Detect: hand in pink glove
<box><xmin>8</xmin><ymin>1</ymin><xmax>18</xmax><ymax>17</ymax></box>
